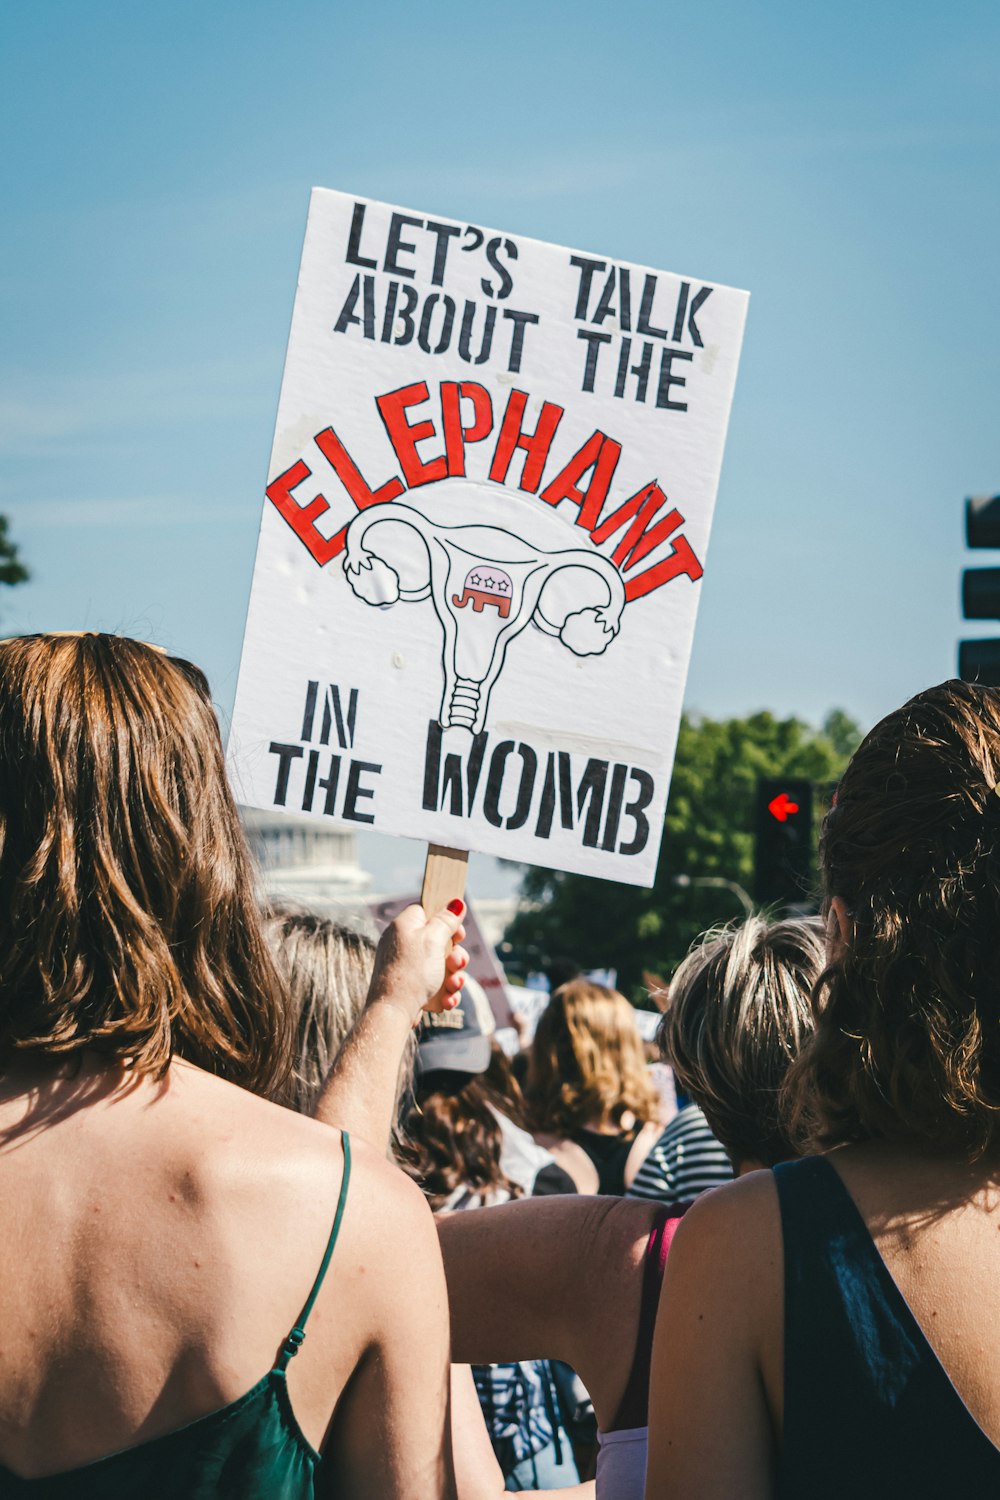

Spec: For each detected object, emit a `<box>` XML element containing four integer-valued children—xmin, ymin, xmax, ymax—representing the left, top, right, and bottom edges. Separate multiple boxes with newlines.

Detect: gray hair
<box><xmin>657</xmin><ymin>916</ymin><xmax>825</xmax><ymax>1167</ymax></box>
<box><xmin>265</xmin><ymin>909</ymin><xmax>376</xmax><ymax>1115</ymax></box>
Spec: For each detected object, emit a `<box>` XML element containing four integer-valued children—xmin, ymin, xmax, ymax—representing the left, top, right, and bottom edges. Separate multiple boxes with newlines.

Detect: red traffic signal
<box><xmin>755</xmin><ymin>777</ymin><xmax>814</xmax><ymax>910</ymax></box>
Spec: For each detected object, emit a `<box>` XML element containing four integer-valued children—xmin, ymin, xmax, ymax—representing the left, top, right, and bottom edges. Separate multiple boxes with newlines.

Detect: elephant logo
<box><xmin>453</xmin><ymin>566</ymin><xmax>513</xmax><ymax>620</ymax></box>
<box><xmin>342</xmin><ymin>483</ymin><xmax>626</xmax><ymax>735</ymax></box>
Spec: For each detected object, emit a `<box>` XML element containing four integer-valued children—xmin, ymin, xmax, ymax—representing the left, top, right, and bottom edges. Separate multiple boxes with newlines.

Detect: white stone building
<box><xmin>241</xmin><ymin>808</ymin><xmax>372</xmax><ymax>919</ymax></box>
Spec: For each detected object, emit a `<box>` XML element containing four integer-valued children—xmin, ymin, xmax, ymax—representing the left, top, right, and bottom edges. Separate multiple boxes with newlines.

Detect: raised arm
<box><xmin>313</xmin><ymin>902</ymin><xmax>467</xmax><ymax>1148</ymax></box>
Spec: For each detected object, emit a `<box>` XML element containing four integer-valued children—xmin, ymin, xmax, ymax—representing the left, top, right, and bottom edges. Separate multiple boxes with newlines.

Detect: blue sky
<box><xmin>2</xmin><ymin>1</ymin><xmax>999</xmax><ymax>892</ymax></box>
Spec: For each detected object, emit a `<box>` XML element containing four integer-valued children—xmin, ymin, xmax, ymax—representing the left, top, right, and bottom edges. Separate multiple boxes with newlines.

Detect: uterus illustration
<box><xmin>341</xmin><ymin>485</ymin><xmax>626</xmax><ymax>734</ymax></box>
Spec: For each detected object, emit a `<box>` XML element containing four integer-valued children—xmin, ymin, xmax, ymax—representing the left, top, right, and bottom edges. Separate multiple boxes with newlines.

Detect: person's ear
<box><xmin>826</xmin><ymin>897</ymin><xmax>850</xmax><ymax>960</ymax></box>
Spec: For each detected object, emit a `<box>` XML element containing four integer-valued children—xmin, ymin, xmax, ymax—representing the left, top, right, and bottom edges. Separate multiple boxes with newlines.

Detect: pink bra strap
<box><xmin>606</xmin><ymin>1202</ymin><xmax>690</xmax><ymax>1433</ymax></box>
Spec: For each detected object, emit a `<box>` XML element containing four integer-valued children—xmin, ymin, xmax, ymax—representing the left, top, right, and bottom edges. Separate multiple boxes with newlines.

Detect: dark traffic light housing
<box><xmin>754</xmin><ymin>777</ymin><xmax>814</xmax><ymax>911</ymax></box>
<box><xmin>966</xmin><ymin>496</ymin><xmax>1000</xmax><ymax>549</ymax></box>
<box><xmin>960</xmin><ymin>497</ymin><xmax>1000</xmax><ymax>685</ymax></box>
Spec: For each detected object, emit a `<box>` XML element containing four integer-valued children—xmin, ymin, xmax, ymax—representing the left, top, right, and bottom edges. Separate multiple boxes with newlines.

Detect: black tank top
<box><xmin>774</xmin><ymin>1155</ymin><xmax>1000</xmax><ymax>1497</ymax></box>
<box><xmin>571</xmin><ymin>1127</ymin><xmax>639</xmax><ymax>1195</ymax></box>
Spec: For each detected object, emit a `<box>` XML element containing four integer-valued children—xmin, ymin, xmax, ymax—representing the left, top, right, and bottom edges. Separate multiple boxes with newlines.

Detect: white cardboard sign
<box><xmin>228</xmin><ymin>189</ymin><xmax>748</xmax><ymax>887</ymax></box>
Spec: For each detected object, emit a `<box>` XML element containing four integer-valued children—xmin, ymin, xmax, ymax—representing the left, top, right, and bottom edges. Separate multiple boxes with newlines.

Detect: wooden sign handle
<box><xmin>421</xmin><ymin>844</ymin><xmax>469</xmax><ymax>914</ymax></box>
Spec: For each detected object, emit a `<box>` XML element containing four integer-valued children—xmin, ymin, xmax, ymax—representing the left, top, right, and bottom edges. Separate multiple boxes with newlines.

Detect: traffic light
<box><xmin>754</xmin><ymin>777</ymin><xmax>814</xmax><ymax>910</ymax></box>
<box><xmin>959</xmin><ymin>496</ymin><xmax>1000</xmax><ymax>685</ymax></box>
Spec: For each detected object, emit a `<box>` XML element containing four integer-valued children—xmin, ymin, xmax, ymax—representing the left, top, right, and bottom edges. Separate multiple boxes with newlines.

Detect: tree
<box><xmin>503</xmin><ymin>708</ymin><xmax>861</xmax><ymax>998</ymax></box>
<box><xmin>0</xmin><ymin>517</ymin><xmax>28</xmax><ymax>589</ymax></box>
<box><xmin>821</xmin><ymin>708</ymin><xmax>863</xmax><ymax>760</ymax></box>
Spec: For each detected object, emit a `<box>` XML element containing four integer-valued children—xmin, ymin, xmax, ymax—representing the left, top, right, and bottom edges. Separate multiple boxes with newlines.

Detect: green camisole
<box><xmin>0</xmin><ymin>1132</ymin><xmax>352</xmax><ymax>1498</ymax></box>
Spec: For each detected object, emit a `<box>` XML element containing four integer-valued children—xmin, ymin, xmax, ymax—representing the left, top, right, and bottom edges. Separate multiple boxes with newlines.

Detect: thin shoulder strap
<box><xmin>607</xmin><ymin>1203</ymin><xmax>689</xmax><ymax>1432</ymax></box>
<box><xmin>275</xmin><ymin>1131</ymin><xmax>352</xmax><ymax>1373</ymax></box>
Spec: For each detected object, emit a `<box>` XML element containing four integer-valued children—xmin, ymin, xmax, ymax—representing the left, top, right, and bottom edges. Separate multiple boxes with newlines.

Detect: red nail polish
<box><xmin>447</xmin><ymin>899</ymin><xmax>464</xmax><ymax>914</ymax></box>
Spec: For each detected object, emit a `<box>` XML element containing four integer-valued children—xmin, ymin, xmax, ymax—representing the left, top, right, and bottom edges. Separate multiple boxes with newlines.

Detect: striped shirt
<box><xmin>626</xmin><ymin>1103</ymin><xmax>733</xmax><ymax>1203</ymax></box>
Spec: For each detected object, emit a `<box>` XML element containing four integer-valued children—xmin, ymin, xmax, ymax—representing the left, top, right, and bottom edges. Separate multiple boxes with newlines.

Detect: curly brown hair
<box><xmin>785</xmin><ymin>679</ymin><xmax>1000</xmax><ymax>1155</ymax></box>
<box><xmin>526</xmin><ymin>979</ymin><xmax>660</xmax><ymax>1137</ymax></box>
<box><xmin>399</xmin><ymin>1071</ymin><xmax>521</xmax><ymax>1212</ymax></box>
<box><xmin>0</xmin><ymin>633</ymin><xmax>292</xmax><ymax>1095</ymax></box>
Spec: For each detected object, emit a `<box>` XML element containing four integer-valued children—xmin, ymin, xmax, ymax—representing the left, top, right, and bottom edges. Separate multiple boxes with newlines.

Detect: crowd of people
<box><xmin>0</xmin><ymin>631</ymin><xmax>998</xmax><ymax>1497</ymax></box>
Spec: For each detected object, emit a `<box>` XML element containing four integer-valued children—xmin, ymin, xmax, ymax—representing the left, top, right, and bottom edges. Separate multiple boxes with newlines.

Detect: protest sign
<box><xmin>228</xmin><ymin>189</ymin><xmax>748</xmax><ymax>887</ymax></box>
<box><xmin>369</xmin><ymin>894</ymin><xmax>514</xmax><ymax>1027</ymax></box>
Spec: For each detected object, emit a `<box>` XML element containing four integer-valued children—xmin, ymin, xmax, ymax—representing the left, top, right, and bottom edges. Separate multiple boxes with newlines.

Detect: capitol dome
<box><xmin>240</xmin><ymin>807</ymin><xmax>372</xmax><ymax>914</ymax></box>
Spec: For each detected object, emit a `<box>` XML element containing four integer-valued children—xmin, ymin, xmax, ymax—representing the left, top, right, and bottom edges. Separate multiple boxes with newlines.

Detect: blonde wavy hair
<box><xmin>527</xmin><ymin>979</ymin><xmax>659</xmax><ymax>1136</ymax></box>
<box><xmin>658</xmin><ymin>917</ymin><xmax>824</xmax><ymax>1166</ymax></box>
<box><xmin>265</xmin><ymin>910</ymin><xmax>378</xmax><ymax>1115</ymax></box>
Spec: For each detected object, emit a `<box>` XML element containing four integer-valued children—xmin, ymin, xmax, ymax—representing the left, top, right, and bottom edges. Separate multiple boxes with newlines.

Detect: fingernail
<box><xmin>447</xmin><ymin>899</ymin><xmax>464</xmax><ymax>915</ymax></box>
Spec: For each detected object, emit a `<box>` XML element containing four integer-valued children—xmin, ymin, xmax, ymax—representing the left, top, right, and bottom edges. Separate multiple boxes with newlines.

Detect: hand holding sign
<box><xmin>367</xmin><ymin>901</ymin><xmax>469</xmax><ymax>1025</ymax></box>
<box><xmin>313</xmin><ymin>900</ymin><xmax>467</xmax><ymax>1151</ymax></box>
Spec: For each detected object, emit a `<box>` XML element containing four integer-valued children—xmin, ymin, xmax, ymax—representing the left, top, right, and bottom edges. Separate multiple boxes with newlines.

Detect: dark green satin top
<box><xmin>0</xmin><ymin>1133</ymin><xmax>352</xmax><ymax>1498</ymax></box>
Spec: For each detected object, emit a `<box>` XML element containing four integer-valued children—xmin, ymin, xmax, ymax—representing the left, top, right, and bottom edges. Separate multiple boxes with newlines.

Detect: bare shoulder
<box><xmin>663</xmin><ymin>1171</ymin><xmax>783</xmax><ymax>1338</ymax></box>
<box><xmin>163</xmin><ymin>1066</ymin><xmax>426</xmax><ymax>1235</ymax></box>
<box><xmin>232</xmin><ymin>1097</ymin><xmax>429</xmax><ymax>1241</ymax></box>
<box><xmin>440</xmin><ymin>1180</ymin><xmax>669</xmax><ymax>1425</ymax></box>
<box><xmin>573</xmin><ymin>1193</ymin><xmax>669</xmax><ymax>1280</ymax></box>
<box><xmin>335</xmin><ymin>1135</ymin><xmax>435</xmax><ymax>1242</ymax></box>
<box><xmin>647</xmin><ymin>1173</ymin><xmax>782</xmax><ymax>1498</ymax></box>
<box><xmin>670</xmin><ymin>1170</ymin><xmax>780</xmax><ymax>1256</ymax></box>
<box><xmin>440</xmin><ymin>1188</ymin><xmax>661</xmax><ymax>1271</ymax></box>
<box><xmin>157</xmin><ymin>1067</ymin><xmax>439</xmax><ymax>1308</ymax></box>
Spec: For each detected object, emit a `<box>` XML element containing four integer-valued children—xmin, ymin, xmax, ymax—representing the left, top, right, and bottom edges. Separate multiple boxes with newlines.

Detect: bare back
<box><xmin>0</xmin><ymin>1057</ymin><xmax>453</xmax><ymax>1497</ymax></box>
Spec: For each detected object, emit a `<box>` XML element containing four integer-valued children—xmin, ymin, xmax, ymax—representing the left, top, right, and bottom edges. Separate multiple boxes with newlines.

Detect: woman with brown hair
<box><xmin>0</xmin><ymin>632</ymin><xmax>466</xmax><ymax>1498</ymax></box>
<box><xmin>646</xmin><ymin>680</ymin><xmax>1000</xmax><ymax>1499</ymax></box>
<box><xmin>526</xmin><ymin>981</ymin><xmax>662</xmax><ymax>1194</ymax></box>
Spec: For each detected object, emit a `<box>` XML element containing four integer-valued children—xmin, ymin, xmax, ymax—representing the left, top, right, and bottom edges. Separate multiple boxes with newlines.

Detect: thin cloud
<box><xmin>0</xmin><ymin>357</ymin><xmax>272</xmax><ymax>457</ymax></box>
<box><xmin>13</xmin><ymin>498</ymin><xmax>250</xmax><ymax>529</ymax></box>
<box><xmin>373</xmin><ymin>118</ymin><xmax>1000</xmax><ymax>206</ymax></box>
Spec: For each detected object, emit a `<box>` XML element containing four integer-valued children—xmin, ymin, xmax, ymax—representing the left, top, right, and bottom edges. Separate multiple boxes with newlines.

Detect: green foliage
<box><xmin>0</xmin><ymin>517</ymin><xmax>28</xmax><ymax>588</ymax></box>
<box><xmin>821</xmin><ymin>708</ymin><xmax>863</xmax><ymax>759</ymax></box>
<box><xmin>504</xmin><ymin>708</ymin><xmax>861</xmax><ymax>998</ymax></box>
